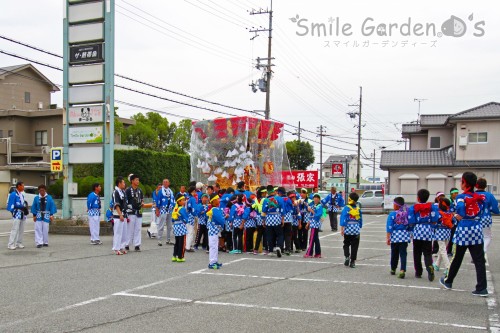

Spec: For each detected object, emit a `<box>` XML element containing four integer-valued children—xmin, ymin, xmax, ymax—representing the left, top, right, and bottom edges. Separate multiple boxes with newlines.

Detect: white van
<box><xmin>358</xmin><ymin>190</ymin><xmax>384</xmax><ymax>209</ymax></box>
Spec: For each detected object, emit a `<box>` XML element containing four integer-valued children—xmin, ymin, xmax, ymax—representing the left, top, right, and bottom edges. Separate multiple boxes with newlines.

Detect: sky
<box><xmin>1</xmin><ymin>0</ymin><xmax>499</xmax><ymax>180</ymax></box>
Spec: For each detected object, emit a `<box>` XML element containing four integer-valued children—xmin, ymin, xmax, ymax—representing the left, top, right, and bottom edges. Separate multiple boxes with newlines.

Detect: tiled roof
<box><xmin>0</xmin><ymin>64</ymin><xmax>59</xmax><ymax>91</ymax></box>
<box><xmin>401</xmin><ymin>123</ymin><xmax>422</xmax><ymax>134</ymax></box>
<box><xmin>420</xmin><ymin>114</ymin><xmax>452</xmax><ymax>126</ymax></box>
<box><xmin>0</xmin><ymin>64</ymin><xmax>26</xmax><ymax>76</ymax></box>
<box><xmin>449</xmin><ymin>102</ymin><xmax>500</xmax><ymax>121</ymax></box>
<box><xmin>324</xmin><ymin>155</ymin><xmax>356</xmax><ymax>164</ymax></box>
<box><xmin>380</xmin><ymin>146</ymin><xmax>500</xmax><ymax>169</ymax></box>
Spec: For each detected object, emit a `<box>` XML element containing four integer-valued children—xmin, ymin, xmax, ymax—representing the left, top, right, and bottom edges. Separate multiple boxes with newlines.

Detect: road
<box><xmin>0</xmin><ymin>214</ymin><xmax>499</xmax><ymax>332</ymax></box>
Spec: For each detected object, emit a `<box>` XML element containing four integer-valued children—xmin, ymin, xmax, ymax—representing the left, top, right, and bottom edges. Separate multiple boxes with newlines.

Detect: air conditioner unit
<box><xmin>41</xmin><ymin>146</ymin><xmax>51</xmax><ymax>154</ymax></box>
<box><xmin>458</xmin><ymin>136</ymin><xmax>468</xmax><ymax>147</ymax></box>
<box><xmin>11</xmin><ymin>178</ymin><xmax>17</xmax><ymax>185</ymax></box>
<box><xmin>38</xmin><ymin>102</ymin><xmax>43</xmax><ymax>110</ymax></box>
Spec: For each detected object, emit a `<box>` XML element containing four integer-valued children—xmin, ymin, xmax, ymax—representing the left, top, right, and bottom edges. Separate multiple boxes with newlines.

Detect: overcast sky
<box><xmin>1</xmin><ymin>0</ymin><xmax>499</xmax><ymax>179</ymax></box>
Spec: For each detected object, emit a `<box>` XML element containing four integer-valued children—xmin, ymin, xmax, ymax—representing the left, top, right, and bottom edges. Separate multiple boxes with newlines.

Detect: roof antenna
<box><xmin>414</xmin><ymin>98</ymin><xmax>427</xmax><ymax>124</ymax></box>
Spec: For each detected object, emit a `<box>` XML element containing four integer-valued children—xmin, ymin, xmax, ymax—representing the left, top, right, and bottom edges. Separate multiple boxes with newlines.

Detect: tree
<box><xmin>286</xmin><ymin>140</ymin><xmax>315</xmax><ymax>170</ymax></box>
<box><xmin>121</xmin><ymin>112</ymin><xmax>190</xmax><ymax>153</ymax></box>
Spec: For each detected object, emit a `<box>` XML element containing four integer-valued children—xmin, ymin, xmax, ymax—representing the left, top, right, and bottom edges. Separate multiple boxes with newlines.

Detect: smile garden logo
<box><xmin>290</xmin><ymin>14</ymin><xmax>485</xmax><ymax>38</ymax></box>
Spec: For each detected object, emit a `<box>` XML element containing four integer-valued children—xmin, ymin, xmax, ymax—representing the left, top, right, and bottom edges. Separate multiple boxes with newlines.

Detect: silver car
<box><xmin>357</xmin><ymin>190</ymin><xmax>384</xmax><ymax>209</ymax></box>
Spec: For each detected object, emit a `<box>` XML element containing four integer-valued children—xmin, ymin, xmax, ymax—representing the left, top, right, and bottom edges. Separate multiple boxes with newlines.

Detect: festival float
<box><xmin>190</xmin><ymin>116</ymin><xmax>293</xmax><ymax>190</ymax></box>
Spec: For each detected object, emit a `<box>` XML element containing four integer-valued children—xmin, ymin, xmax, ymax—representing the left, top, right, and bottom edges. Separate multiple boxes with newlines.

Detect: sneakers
<box><xmin>176</xmin><ymin>257</ymin><xmax>185</xmax><ymax>262</ymax></box>
<box><xmin>427</xmin><ymin>265</ymin><xmax>435</xmax><ymax>282</ymax></box>
<box><xmin>43</xmin><ymin>244</ymin><xmax>49</xmax><ymax>247</ymax></box>
<box><xmin>194</xmin><ymin>246</ymin><xmax>199</xmax><ymax>251</ymax></box>
<box><xmin>95</xmin><ymin>240</ymin><xmax>103</xmax><ymax>245</ymax></box>
<box><xmin>303</xmin><ymin>254</ymin><xmax>312</xmax><ymax>258</ymax></box>
<box><xmin>276</xmin><ymin>248</ymin><xmax>282</xmax><ymax>258</ymax></box>
<box><xmin>186</xmin><ymin>249</ymin><xmax>195</xmax><ymax>253</ymax></box>
<box><xmin>8</xmin><ymin>245</ymin><xmax>16</xmax><ymax>250</ymax></box>
<box><xmin>344</xmin><ymin>257</ymin><xmax>350</xmax><ymax>267</ymax></box>
<box><xmin>158</xmin><ymin>242</ymin><xmax>163</xmax><ymax>247</ymax></box>
<box><xmin>432</xmin><ymin>263</ymin><xmax>440</xmax><ymax>272</ymax></box>
<box><xmin>439</xmin><ymin>277</ymin><xmax>452</xmax><ymax>290</ymax></box>
<box><xmin>115</xmin><ymin>250</ymin><xmax>123</xmax><ymax>255</ymax></box>
<box><xmin>285</xmin><ymin>251</ymin><xmax>291</xmax><ymax>256</ymax></box>
<box><xmin>147</xmin><ymin>230</ymin><xmax>152</xmax><ymax>238</ymax></box>
<box><xmin>313</xmin><ymin>254</ymin><xmax>322</xmax><ymax>259</ymax></box>
<box><xmin>121</xmin><ymin>249</ymin><xmax>128</xmax><ymax>254</ymax></box>
<box><xmin>208</xmin><ymin>263</ymin><xmax>219</xmax><ymax>269</ymax></box>
<box><xmin>390</xmin><ymin>269</ymin><xmax>396</xmax><ymax>275</ymax></box>
<box><xmin>171</xmin><ymin>256</ymin><xmax>177</xmax><ymax>262</ymax></box>
<box><xmin>294</xmin><ymin>250</ymin><xmax>301</xmax><ymax>253</ymax></box>
<box><xmin>398</xmin><ymin>271</ymin><xmax>405</xmax><ymax>279</ymax></box>
<box><xmin>125</xmin><ymin>246</ymin><xmax>130</xmax><ymax>251</ymax></box>
<box><xmin>134</xmin><ymin>246</ymin><xmax>141</xmax><ymax>252</ymax></box>
<box><xmin>253</xmin><ymin>250</ymin><xmax>258</xmax><ymax>255</ymax></box>
<box><xmin>472</xmin><ymin>289</ymin><xmax>488</xmax><ymax>297</ymax></box>
<box><xmin>90</xmin><ymin>240</ymin><xmax>96</xmax><ymax>245</ymax></box>
<box><xmin>36</xmin><ymin>244</ymin><xmax>42</xmax><ymax>248</ymax></box>
<box><xmin>216</xmin><ymin>262</ymin><xmax>223</xmax><ymax>268</ymax></box>
<box><xmin>415</xmin><ymin>274</ymin><xmax>422</xmax><ymax>279</ymax></box>
<box><xmin>229</xmin><ymin>249</ymin><xmax>239</xmax><ymax>254</ymax></box>
<box><xmin>16</xmin><ymin>244</ymin><xmax>25</xmax><ymax>249</ymax></box>
<box><xmin>263</xmin><ymin>251</ymin><xmax>269</xmax><ymax>255</ymax></box>
<box><xmin>350</xmin><ymin>260</ymin><xmax>356</xmax><ymax>268</ymax></box>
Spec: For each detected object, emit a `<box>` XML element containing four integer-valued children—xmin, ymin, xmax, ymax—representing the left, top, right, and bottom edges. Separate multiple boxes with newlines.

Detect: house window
<box><xmin>469</xmin><ymin>132</ymin><xmax>488</xmax><ymax>144</ymax></box>
<box><xmin>35</xmin><ymin>130</ymin><xmax>48</xmax><ymax>146</ymax></box>
<box><xmin>0</xmin><ymin>130</ymin><xmax>3</xmax><ymax>137</ymax></box>
<box><xmin>8</xmin><ymin>130</ymin><xmax>13</xmax><ymax>137</ymax></box>
<box><xmin>430</xmin><ymin>137</ymin><xmax>440</xmax><ymax>149</ymax></box>
<box><xmin>24</xmin><ymin>92</ymin><xmax>31</xmax><ymax>103</ymax></box>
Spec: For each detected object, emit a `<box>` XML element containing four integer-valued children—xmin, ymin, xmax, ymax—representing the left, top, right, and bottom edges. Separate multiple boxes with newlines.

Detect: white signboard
<box><xmin>69</xmin><ymin>22</ymin><xmax>103</xmax><ymax>44</ymax></box>
<box><xmin>69</xmin><ymin>63</ymin><xmax>104</xmax><ymax>84</ymax></box>
<box><xmin>68</xmin><ymin>1</ymin><xmax>103</xmax><ymax>23</ymax></box>
<box><xmin>69</xmin><ymin>105</ymin><xmax>104</xmax><ymax>124</ymax></box>
<box><xmin>69</xmin><ymin>84</ymin><xmax>104</xmax><ymax>104</ymax></box>
<box><xmin>69</xmin><ymin>126</ymin><xmax>103</xmax><ymax>144</ymax></box>
<box><xmin>69</xmin><ymin>146</ymin><xmax>103</xmax><ymax>163</ymax></box>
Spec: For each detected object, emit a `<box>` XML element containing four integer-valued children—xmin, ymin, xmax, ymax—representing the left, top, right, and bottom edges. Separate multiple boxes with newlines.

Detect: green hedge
<box><xmin>49</xmin><ymin>149</ymin><xmax>190</xmax><ymax>198</ymax></box>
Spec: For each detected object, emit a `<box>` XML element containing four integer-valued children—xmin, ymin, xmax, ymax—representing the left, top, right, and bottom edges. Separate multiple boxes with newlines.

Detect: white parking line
<box><xmin>193</xmin><ymin>271</ymin><xmax>468</xmax><ymax>292</ymax></box>
<box><xmin>113</xmin><ymin>292</ymin><xmax>485</xmax><ymax>330</ymax></box>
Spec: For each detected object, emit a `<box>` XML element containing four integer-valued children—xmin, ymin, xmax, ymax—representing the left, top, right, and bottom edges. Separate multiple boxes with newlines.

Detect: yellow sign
<box><xmin>50</xmin><ymin>148</ymin><xmax>63</xmax><ymax>172</ymax></box>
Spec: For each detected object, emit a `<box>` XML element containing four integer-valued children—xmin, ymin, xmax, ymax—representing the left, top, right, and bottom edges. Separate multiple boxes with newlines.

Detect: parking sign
<box><xmin>51</xmin><ymin>147</ymin><xmax>63</xmax><ymax>172</ymax></box>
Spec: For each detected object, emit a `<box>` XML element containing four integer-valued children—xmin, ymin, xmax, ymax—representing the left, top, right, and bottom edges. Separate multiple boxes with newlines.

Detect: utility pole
<box><xmin>249</xmin><ymin>1</ymin><xmax>273</xmax><ymax>120</ymax></box>
<box><xmin>348</xmin><ymin>86</ymin><xmax>362</xmax><ymax>189</ymax></box>
<box><xmin>372</xmin><ymin>149</ymin><xmax>376</xmax><ymax>183</ymax></box>
<box><xmin>298</xmin><ymin>121</ymin><xmax>301</xmax><ymax>142</ymax></box>
<box><xmin>317</xmin><ymin>125</ymin><xmax>326</xmax><ymax>190</ymax></box>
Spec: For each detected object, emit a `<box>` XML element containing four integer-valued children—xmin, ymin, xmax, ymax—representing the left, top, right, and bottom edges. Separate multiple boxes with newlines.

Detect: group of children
<box><xmin>386</xmin><ymin>172</ymin><xmax>498</xmax><ymax>296</ymax></box>
<box><xmin>149</xmin><ymin>180</ymin><xmax>366</xmax><ymax>270</ymax></box>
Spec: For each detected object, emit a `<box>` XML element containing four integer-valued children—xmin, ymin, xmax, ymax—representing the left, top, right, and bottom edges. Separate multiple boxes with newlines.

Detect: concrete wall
<box><xmin>409</xmin><ymin>135</ymin><xmax>427</xmax><ymax>150</ymax></box>
<box><xmin>455</xmin><ymin>120</ymin><xmax>500</xmax><ymax>161</ymax></box>
<box><xmin>0</xmin><ymin>68</ymin><xmax>53</xmax><ymax>111</ymax></box>
<box><xmin>427</xmin><ymin>128</ymin><xmax>454</xmax><ymax>149</ymax></box>
<box><xmin>387</xmin><ymin>168</ymin><xmax>500</xmax><ymax>203</ymax></box>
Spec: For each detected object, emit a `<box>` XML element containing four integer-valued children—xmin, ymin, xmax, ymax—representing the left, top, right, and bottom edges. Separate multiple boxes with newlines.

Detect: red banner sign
<box><xmin>332</xmin><ymin>163</ymin><xmax>344</xmax><ymax>175</ymax></box>
<box><xmin>281</xmin><ymin>170</ymin><xmax>318</xmax><ymax>188</ymax></box>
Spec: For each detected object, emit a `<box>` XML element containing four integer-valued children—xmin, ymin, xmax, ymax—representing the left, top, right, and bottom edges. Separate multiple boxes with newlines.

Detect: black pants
<box><xmin>195</xmin><ymin>224</ymin><xmax>208</xmax><ymax>249</ymax></box>
<box><xmin>266</xmin><ymin>225</ymin><xmax>284</xmax><ymax>253</ymax></box>
<box><xmin>328</xmin><ymin>211</ymin><xmax>338</xmax><ymax>231</ymax></box>
<box><xmin>283</xmin><ymin>223</ymin><xmax>292</xmax><ymax>252</ymax></box>
<box><xmin>391</xmin><ymin>242</ymin><xmax>408</xmax><ymax>271</ymax></box>
<box><xmin>233</xmin><ymin>227</ymin><xmax>243</xmax><ymax>252</ymax></box>
<box><xmin>173</xmin><ymin>235</ymin><xmax>185</xmax><ymax>259</ymax></box>
<box><xmin>305</xmin><ymin>227</ymin><xmax>321</xmax><ymax>256</ymax></box>
<box><xmin>255</xmin><ymin>225</ymin><xmax>267</xmax><ymax>252</ymax></box>
<box><xmin>432</xmin><ymin>240</ymin><xmax>439</xmax><ymax>254</ymax></box>
<box><xmin>445</xmin><ymin>243</ymin><xmax>487</xmax><ymax>291</ymax></box>
<box><xmin>223</xmin><ymin>230</ymin><xmax>233</xmax><ymax>251</ymax></box>
<box><xmin>447</xmin><ymin>226</ymin><xmax>457</xmax><ymax>255</ymax></box>
<box><xmin>298</xmin><ymin>218</ymin><xmax>309</xmax><ymax>250</ymax></box>
<box><xmin>343</xmin><ymin>234</ymin><xmax>360</xmax><ymax>260</ymax></box>
<box><xmin>244</xmin><ymin>227</ymin><xmax>256</xmax><ymax>252</ymax></box>
<box><xmin>413</xmin><ymin>239</ymin><xmax>433</xmax><ymax>276</ymax></box>
<box><xmin>291</xmin><ymin>225</ymin><xmax>301</xmax><ymax>252</ymax></box>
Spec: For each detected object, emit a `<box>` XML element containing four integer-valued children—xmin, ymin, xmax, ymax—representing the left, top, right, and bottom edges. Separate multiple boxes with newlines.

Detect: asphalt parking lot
<box><xmin>0</xmin><ymin>214</ymin><xmax>499</xmax><ymax>332</ymax></box>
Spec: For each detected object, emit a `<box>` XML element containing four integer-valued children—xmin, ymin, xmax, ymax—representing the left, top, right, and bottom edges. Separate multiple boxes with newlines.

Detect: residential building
<box><xmin>380</xmin><ymin>102</ymin><xmax>500</xmax><ymax>203</ymax></box>
<box><xmin>321</xmin><ymin>154</ymin><xmax>360</xmax><ymax>190</ymax></box>
<box><xmin>0</xmin><ymin>64</ymin><xmax>135</xmax><ymax>208</ymax></box>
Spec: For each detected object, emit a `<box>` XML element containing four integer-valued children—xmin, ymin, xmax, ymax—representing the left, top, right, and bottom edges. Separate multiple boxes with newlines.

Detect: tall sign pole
<box><xmin>63</xmin><ymin>0</ymin><xmax>114</xmax><ymax>218</ymax></box>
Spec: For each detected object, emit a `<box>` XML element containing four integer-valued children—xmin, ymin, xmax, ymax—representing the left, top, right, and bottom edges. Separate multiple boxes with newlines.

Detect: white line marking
<box><xmin>195</xmin><ymin>271</ymin><xmax>467</xmax><ymax>292</ymax></box>
<box><xmin>486</xmin><ymin>270</ymin><xmax>500</xmax><ymax>331</ymax></box>
<box><xmin>113</xmin><ymin>293</ymin><xmax>486</xmax><ymax>330</ymax></box>
<box><xmin>321</xmin><ymin>246</ymin><xmax>391</xmax><ymax>251</ymax></box>
<box><xmin>321</xmin><ymin>239</ymin><xmax>387</xmax><ymax>243</ymax></box>
<box><xmin>0</xmin><ymin>230</ymin><xmax>35</xmax><ymax>237</ymax></box>
<box><xmin>114</xmin><ymin>292</ymin><xmax>192</xmax><ymax>303</ymax></box>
